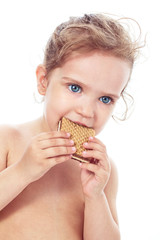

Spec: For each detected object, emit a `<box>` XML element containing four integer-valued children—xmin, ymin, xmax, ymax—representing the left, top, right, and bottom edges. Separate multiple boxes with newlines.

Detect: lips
<box><xmin>62</xmin><ymin>117</ymin><xmax>93</xmax><ymax>128</ymax></box>
<box><xmin>73</xmin><ymin>121</ymin><xmax>88</xmax><ymax>127</ymax></box>
<box><xmin>64</xmin><ymin>117</ymin><xmax>90</xmax><ymax>128</ymax></box>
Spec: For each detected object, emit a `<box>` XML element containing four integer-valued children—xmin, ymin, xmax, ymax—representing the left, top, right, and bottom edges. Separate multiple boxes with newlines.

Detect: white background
<box><xmin>0</xmin><ymin>1</ymin><xmax>160</xmax><ymax>239</ymax></box>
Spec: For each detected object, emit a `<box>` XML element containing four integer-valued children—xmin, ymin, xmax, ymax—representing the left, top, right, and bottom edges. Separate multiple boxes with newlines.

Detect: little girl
<box><xmin>0</xmin><ymin>13</ymin><xmax>141</xmax><ymax>239</ymax></box>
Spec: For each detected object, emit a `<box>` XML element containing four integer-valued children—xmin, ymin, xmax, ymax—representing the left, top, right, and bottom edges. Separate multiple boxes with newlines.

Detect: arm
<box><xmin>0</xmin><ymin>126</ymin><xmax>75</xmax><ymax>211</ymax></box>
<box><xmin>0</xmin><ymin>125</ymin><xmax>29</xmax><ymax>211</ymax></box>
<box><xmin>0</xmin><ymin>160</ymin><xmax>31</xmax><ymax>211</ymax></box>
<box><xmin>79</xmin><ymin>137</ymin><xmax>120</xmax><ymax>240</ymax></box>
<box><xmin>83</xmin><ymin>161</ymin><xmax>120</xmax><ymax>240</ymax></box>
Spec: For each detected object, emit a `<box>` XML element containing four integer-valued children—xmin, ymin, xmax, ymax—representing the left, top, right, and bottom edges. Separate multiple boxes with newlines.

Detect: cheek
<box><xmin>45</xmin><ymin>93</ymin><xmax>73</xmax><ymax>118</ymax></box>
<box><xmin>95</xmin><ymin>109</ymin><xmax>114</xmax><ymax>134</ymax></box>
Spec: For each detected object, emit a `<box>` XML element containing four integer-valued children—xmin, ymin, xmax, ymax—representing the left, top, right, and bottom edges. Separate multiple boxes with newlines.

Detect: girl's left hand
<box><xmin>79</xmin><ymin>137</ymin><xmax>111</xmax><ymax>199</ymax></box>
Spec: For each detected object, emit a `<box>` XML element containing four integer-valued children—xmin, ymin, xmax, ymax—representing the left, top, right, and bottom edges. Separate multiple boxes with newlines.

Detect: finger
<box><xmin>37</xmin><ymin>131</ymin><xmax>70</xmax><ymax>141</ymax></box>
<box><xmin>40</xmin><ymin>138</ymin><xmax>74</xmax><ymax>149</ymax></box>
<box><xmin>88</xmin><ymin>136</ymin><xmax>104</xmax><ymax>145</ymax></box>
<box><xmin>82</xmin><ymin>150</ymin><xmax>104</xmax><ymax>162</ymax></box>
<box><xmin>79</xmin><ymin>162</ymin><xmax>101</xmax><ymax>175</ymax></box>
<box><xmin>92</xmin><ymin>137</ymin><xmax>107</xmax><ymax>148</ymax></box>
<box><xmin>80</xmin><ymin>162</ymin><xmax>110</xmax><ymax>180</ymax></box>
<box><xmin>44</xmin><ymin>146</ymin><xmax>76</xmax><ymax>159</ymax></box>
<box><xmin>49</xmin><ymin>154</ymin><xmax>72</xmax><ymax>165</ymax></box>
<box><xmin>82</xmin><ymin>150</ymin><xmax>110</xmax><ymax>170</ymax></box>
<box><xmin>83</xmin><ymin>141</ymin><xmax>105</xmax><ymax>153</ymax></box>
<box><xmin>85</xmin><ymin>136</ymin><xmax>107</xmax><ymax>152</ymax></box>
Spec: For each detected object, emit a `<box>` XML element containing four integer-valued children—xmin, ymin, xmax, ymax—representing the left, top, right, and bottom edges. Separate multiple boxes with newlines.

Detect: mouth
<box><xmin>62</xmin><ymin>117</ymin><xmax>91</xmax><ymax>128</ymax></box>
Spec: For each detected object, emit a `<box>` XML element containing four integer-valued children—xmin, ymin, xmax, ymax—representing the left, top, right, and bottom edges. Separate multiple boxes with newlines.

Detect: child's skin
<box><xmin>0</xmin><ymin>51</ymin><xmax>130</xmax><ymax>239</ymax></box>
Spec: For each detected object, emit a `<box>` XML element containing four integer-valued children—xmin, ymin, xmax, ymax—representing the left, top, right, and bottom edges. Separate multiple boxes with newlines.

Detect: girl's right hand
<box><xmin>17</xmin><ymin>131</ymin><xmax>76</xmax><ymax>182</ymax></box>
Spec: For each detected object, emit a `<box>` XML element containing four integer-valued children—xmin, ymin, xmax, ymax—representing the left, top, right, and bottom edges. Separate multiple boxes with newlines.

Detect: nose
<box><xmin>75</xmin><ymin>99</ymin><xmax>95</xmax><ymax>119</ymax></box>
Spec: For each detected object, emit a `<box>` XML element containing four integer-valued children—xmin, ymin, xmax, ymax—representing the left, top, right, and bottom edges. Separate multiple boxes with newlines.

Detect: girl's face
<box><xmin>37</xmin><ymin>51</ymin><xmax>131</xmax><ymax>135</ymax></box>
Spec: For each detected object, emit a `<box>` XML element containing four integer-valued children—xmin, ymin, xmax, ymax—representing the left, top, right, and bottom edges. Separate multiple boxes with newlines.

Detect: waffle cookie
<box><xmin>58</xmin><ymin>117</ymin><xmax>95</xmax><ymax>163</ymax></box>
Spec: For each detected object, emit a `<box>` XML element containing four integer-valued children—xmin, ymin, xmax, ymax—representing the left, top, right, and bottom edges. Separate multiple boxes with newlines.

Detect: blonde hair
<box><xmin>43</xmin><ymin>13</ymin><xmax>143</xmax><ymax>120</ymax></box>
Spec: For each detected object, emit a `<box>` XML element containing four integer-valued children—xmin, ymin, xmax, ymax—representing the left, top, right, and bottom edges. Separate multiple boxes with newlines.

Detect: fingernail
<box><xmin>70</xmin><ymin>140</ymin><xmax>74</xmax><ymax>145</ymax></box>
<box><xmin>89</xmin><ymin>136</ymin><xmax>94</xmax><ymax>140</ymax></box>
<box><xmin>83</xmin><ymin>142</ymin><xmax>88</xmax><ymax>147</ymax></box>
<box><xmin>72</xmin><ymin>147</ymin><xmax>76</xmax><ymax>152</ymax></box>
<box><xmin>66</xmin><ymin>133</ymin><xmax>70</xmax><ymax>137</ymax></box>
<box><xmin>82</xmin><ymin>151</ymin><xmax>87</xmax><ymax>156</ymax></box>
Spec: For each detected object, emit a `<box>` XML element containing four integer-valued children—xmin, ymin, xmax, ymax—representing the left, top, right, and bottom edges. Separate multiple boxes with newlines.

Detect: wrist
<box><xmin>84</xmin><ymin>191</ymin><xmax>106</xmax><ymax>203</ymax></box>
<box><xmin>15</xmin><ymin>161</ymin><xmax>33</xmax><ymax>187</ymax></box>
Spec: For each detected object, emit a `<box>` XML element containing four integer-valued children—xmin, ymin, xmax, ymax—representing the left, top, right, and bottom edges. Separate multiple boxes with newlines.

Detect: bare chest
<box><xmin>1</xmin><ymin>145</ymin><xmax>84</xmax><ymax>239</ymax></box>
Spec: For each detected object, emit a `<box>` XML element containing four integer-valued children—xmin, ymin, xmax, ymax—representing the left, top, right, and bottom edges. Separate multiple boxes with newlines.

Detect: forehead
<box><xmin>59</xmin><ymin>51</ymin><xmax>131</xmax><ymax>95</ymax></box>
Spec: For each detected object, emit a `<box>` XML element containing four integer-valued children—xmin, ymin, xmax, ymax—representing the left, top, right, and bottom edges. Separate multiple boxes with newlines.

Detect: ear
<box><xmin>36</xmin><ymin>64</ymin><xmax>48</xmax><ymax>95</ymax></box>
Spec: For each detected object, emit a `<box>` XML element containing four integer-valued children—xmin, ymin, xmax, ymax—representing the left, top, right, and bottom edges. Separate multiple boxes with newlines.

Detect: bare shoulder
<box><xmin>0</xmin><ymin>124</ymin><xmax>23</xmax><ymax>143</ymax></box>
<box><xmin>0</xmin><ymin>119</ymin><xmax>42</xmax><ymax>170</ymax></box>
<box><xmin>0</xmin><ymin>124</ymin><xmax>21</xmax><ymax>170</ymax></box>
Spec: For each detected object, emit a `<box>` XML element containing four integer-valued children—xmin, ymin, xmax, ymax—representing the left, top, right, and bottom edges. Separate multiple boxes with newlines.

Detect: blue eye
<box><xmin>68</xmin><ymin>84</ymin><xmax>81</xmax><ymax>93</ymax></box>
<box><xmin>99</xmin><ymin>96</ymin><xmax>112</xmax><ymax>104</ymax></box>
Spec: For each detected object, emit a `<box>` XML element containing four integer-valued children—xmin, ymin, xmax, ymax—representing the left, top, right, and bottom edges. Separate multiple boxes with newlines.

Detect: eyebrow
<box><xmin>62</xmin><ymin>76</ymin><xmax>120</xmax><ymax>99</ymax></box>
